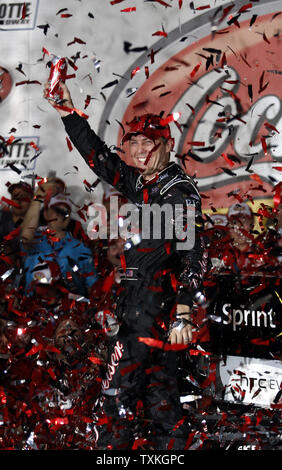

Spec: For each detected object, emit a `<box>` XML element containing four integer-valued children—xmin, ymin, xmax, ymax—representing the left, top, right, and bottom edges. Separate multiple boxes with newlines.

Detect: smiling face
<box><xmin>128</xmin><ymin>134</ymin><xmax>173</xmax><ymax>178</ymax></box>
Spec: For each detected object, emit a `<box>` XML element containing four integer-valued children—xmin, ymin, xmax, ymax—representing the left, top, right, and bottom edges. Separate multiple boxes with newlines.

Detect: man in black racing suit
<box><xmin>44</xmin><ymin>83</ymin><xmax>210</xmax><ymax>450</ymax></box>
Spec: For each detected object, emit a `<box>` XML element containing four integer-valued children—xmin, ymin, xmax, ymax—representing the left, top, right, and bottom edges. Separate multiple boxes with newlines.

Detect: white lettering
<box><xmin>222</xmin><ymin>303</ymin><xmax>232</xmax><ymax>325</ymax></box>
<box><xmin>257</xmin><ymin>310</ymin><xmax>267</xmax><ymax>328</ymax></box>
<box><xmin>221</xmin><ymin>304</ymin><xmax>276</xmax><ymax>331</ymax></box>
<box><xmin>238</xmin><ymin>445</ymin><xmax>257</xmax><ymax>450</ymax></box>
<box><xmin>102</xmin><ymin>340</ymin><xmax>124</xmax><ymax>391</ymax></box>
<box><xmin>140</xmin><ymin>455</ymin><xmax>185</xmax><ymax>465</ymax></box>
<box><xmin>244</xmin><ymin>309</ymin><xmax>251</xmax><ymax>326</ymax></box>
<box><xmin>172</xmin><ymin>66</ymin><xmax>282</xmax><ymax>163</ymax></box>
<box><xmin>192</xmin><ymin>68</ymin><xmax>239</xmax><ymax>161</ymax></box>
<box><xmin>87</xmin><ymin>203</ymin><xmax>108</xmax><ymax>240</ymax></box>
<box><xmin>96</xmin><ymin>455</ymin><xmax>131</xmax><ymax>467</ymax></box>
<box><xmin>142</xmin><ymin>203</ymin><xmax>174</xmax><ymax>240</ymax></box>
<box><xmin>234</xmin><ymin>95</ymin><xmax>281</xmax><ymax>158</ymax></box>
<box><xmin>268</xmin><ymin>309</ymin><xmax>276</xmax><ymax>328</ymax></box>
<box><xmin>233</xmin><ymin>308</ymin><xmax>243</xmax><ymax>332</ymax></box>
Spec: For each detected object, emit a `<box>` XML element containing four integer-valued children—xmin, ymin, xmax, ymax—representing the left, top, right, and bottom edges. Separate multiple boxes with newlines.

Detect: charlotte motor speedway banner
<box><xmin>0</xmin><ymin>0</ymin><xmax>281</xmax><ymax>222</ymax></box>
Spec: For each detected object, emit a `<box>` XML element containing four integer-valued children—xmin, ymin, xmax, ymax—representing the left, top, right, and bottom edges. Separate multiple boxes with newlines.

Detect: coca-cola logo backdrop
<box><xmin>99</xmin><ymin>3</ymin><xmax>281</xmax><ymax>211</ymax></box>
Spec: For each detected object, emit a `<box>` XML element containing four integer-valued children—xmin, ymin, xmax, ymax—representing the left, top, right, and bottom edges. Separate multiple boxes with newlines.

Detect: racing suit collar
<box><xmin>135</xmin><ymin>162</ymin><xmax>176</xmax><ymax>190</ymax></box>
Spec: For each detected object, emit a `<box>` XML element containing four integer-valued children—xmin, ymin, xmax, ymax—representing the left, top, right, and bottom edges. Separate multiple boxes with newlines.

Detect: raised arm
<box><xmin>21</xmin><ymin>181</ymin><xmax>58</xmax><ymax>245</ymax></box>
<box><xmin>44</xmin><ymin>82</ymin><xmax>138</xmax><ymax>201</ymax></box>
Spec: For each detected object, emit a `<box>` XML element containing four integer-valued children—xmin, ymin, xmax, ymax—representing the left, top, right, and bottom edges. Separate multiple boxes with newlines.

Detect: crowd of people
<box><xmin>205</xmin><ymin>199</ymin><xmax>281</xmax><ymax>274</ymax></box>
<box><xmin>0</xmin><ymin>173</ymin><xmax>280</xmax><ymax>450</ymax></box>
<box><xmin>0</xmin><ymin>177</ymin><xmax>126</xmax><ymax>449</ymax></box>
<box><xmin>204</xmin><ymin>199</ymin><xmax>281</xmax><ymax>360</ymax></box>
